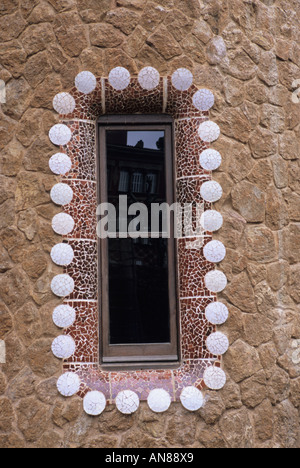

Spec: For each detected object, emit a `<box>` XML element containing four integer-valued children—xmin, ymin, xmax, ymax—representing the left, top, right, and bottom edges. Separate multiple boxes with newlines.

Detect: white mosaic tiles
<box><xmin>116</xmin><ymin>390</ymin><xmax>140</xmax><ymax>415</ymax></box>
<box><xmin>200</xmin><ymin>149</ymin><xmax>222</xmax><ymax>171</ymax></box>
<box><xmin>83</xmin><ymin>391</ymin><xmax>106</xmax><ymax>416</ymax></box>
<box><xmin>52</xmin><ymin>213</ymin><xmax>75</xmax><ymax>236</ymax></box>
<box><xmin>51</xmin><ymin>274</ymin><xmax>75</xmax><ymax>297</ymax></box>
<box><xmin>171</xmin><ymin>68</ymin><xmax>193</xmax><ymax>91</ymax></box>
<box><xmin>200</xmin><ymin>181</ymin><xmax>223</xmax><ymax>203</ymax></box>
<box><xmin>206</xmin><ymin>332</ymin><xmax>229</xmax><ymax>356</ymax></box>
<box><xmin>49</xmin><ymin>124</ymin><xmax>72</xmax><ymax>146</ymax></box>
<box><xmin>205</xmin><ymin>270</ymin><xmax>228</xmax><ymax>293</ymax></box>
<box><xmin>51</xmin><ymin>243</ymin><xmax>74</xmax><ymax>266</ymax></box>
<box><xmin>49</xmin><ymin>153</ymin><xmax>72</xmax><ymax>175</ymax></box>
<box><xmin>53</xmin><ymin>304</ymin><xmax>76</xmax><ymax>329</ymax></box>
<box><xmin>193</xmin><ymin>89</ymin><xmax>215</xmax><ymax>111</ymax></box>
<box><xmin>200</xmin><ymin>210</ymin><xmax>223</xmax><ymax>232</ymax></box>
<box><xmin>198</xmin><ymin>121</ymin><xmax>221</xmax><ymax>143</ymax></box>
<box><xmin>75</xmin><ymin>71</ymin><xmax>97</xmax><ymax>94</ymax></box>
<box><xmin>57</xmin><ymin>372</ymin><xmax>81</xmax><ymax>397</ymax></box>
<box><xmin>205</xmin><ymin>302</ymin><xmax>229</xmax><ymax>325</ymax></box>
<box><xmin>138</xmin><ymin>67</ymin><xmax>160</xmax><ymax>90</ymax></box>
<box><xmin>51</xmin><ymin>335</ymin><xmax>76</xmax><ymax>359</ymax></box>
<box><xmin>203</xmin><ymin>366</ymin><xmax>226</xmax><ymax>390</ymax></box>
<box><xmin>147</xmin><ymin>389</ymin><xmax>172</xmax><ymax>413</ymax></box>
<box><xmin>203</xmin><ymin>240</ymin><xmax>226</xmax><ymax>263</ymax></box>
<box><xmin>53</xmin><ymin>92</ymin><xmax>76</xmax><ymax>115</ymax></box>
<box><xmin>109</xmin><ymin>67</ymin><xmax>131</xmax><ymax>91</ymax></box>
<box><xmin>50</xmin><ymin>183</ymin><xmax>74</xmax><ymax>206</ymax></box>
<box><xmin>180</xmin><ymin>387</ymin><xmax>204</xmax><ymax>412</ymax></box>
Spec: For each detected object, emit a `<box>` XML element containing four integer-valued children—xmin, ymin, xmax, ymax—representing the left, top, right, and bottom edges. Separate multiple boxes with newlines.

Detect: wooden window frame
<box><xmin>97</xmin><ymin>115</ymin><xmax>180</xmax><ymax>369</ymax></box>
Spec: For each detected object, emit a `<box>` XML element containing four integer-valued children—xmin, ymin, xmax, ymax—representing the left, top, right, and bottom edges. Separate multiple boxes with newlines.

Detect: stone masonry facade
<box><xmin>0</xmin><ymin>0</ymin><xmax>300</xmax><ymax>448</ymax></box>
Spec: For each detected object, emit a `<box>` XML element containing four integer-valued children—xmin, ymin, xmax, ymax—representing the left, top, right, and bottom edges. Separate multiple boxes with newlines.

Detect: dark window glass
<box><xmin>98</xmin><ymin>117</ymin><xmax>178</xmax><ymax>366</ymax></box>
<box><xmin>107</xmin><ymin>130</ymin><xmax>169</xmax><ymax>345</ymax></box>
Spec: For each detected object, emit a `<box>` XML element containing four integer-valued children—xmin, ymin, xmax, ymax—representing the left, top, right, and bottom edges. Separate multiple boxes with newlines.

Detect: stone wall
<box><xmin>0</xmin><ymin>0</ymin><xmax>300</xmax><ymax>448</ymax></box>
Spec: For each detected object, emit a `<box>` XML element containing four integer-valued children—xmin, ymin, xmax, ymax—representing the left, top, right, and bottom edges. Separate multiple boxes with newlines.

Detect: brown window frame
<box><xmin>97</xmin><ymin>115</ymin><xmax>179</xmax><ymax>369</ymax></box>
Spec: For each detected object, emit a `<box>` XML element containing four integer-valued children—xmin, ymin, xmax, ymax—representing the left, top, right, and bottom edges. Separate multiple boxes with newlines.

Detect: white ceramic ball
<box><xmin>200</xmin><ymin>210</ymin><xmax>223</xmax><ymax>232</ymax></box>
<box><xmin>53</xmin><ymin>92</ymin><xmax>76</xmax><ymax>115</ymax></box>
<box><xmin>205</xmin><ymin>270</ymin><xmax>227</xmax><ymax>293</ymax></box>
<box><xmin>51</xmin><ymin>243</ymin><xmax>74</xmax><ymax>266</ymax></box>
<box><xmin>49</xmin><ymin>124</ymin><xmax>72</xmax><ymax>146</ymax></box>
<box><xmin>57</xmin><ymin>372</ymin><xmax>80</xmax><ymax>397</ymax></box>
<box><xmin>200</xmin><ymin>181</ymin><xmax>223</xmax><ymax>203</ymax></box>
<box><xmin>52</xmin><ymin>213</ymin><xmax>75</xmax><ymax>236</ymax></box>
<box><xmin>53</xmin><ymin>304</ymin><xmax>76</xmax><ymax>329</ymax></box>
<box><xmin>180</xmin><ymin>387</ymin><xmax>204</xmax><ymax>412</ymax></box>
<box><xmin>203</xmin><ymin>366</ymin><xmax>226</xmax><ymax>390</ymax></box>
<box><xmin>109</xmin><ymin>67</ymin><xmax>130</xmax><ymax>91</ymax></box>
<box><xmin>198</xmin><ymin>121</ymin><xmax>220</xmax><ymax>143</ymax></box>
<box><xmin>51</xmin><ymin>335</ymin><xmax>76</xmax><ymax>359</ymax></box>
<box><xmin>51</xmin><ymin>274</ymin><xmax>75</xmax><ymax>297</ymax></box>
<box><xmin>200</xmin><ymin>149</ymin><xmax>222</xmax><ymax>171</ymax></box>
<box><xmin>49</xmin><ymin>153</ymin><xmax>72</xmax><ymax>176</ymax></box>
<box><xmin>138</xmin><ymin>67</ymin><xmax>160</xmax><ymax>90</ymax></box>
<box><xmin>206</xmin><ymin>332</ymin><xmax>229</xmax><ymax>356</ymax></box>
<box><xmin>147</xmin><ymin>389</ymin><xmax>171</xmax><ymax>413</ymax></box>
<box><xmin>115</xmin><ymin>390</ymin><xmax>140</xmax><ymax>415</ymax></box>
<box><xmin>203</xmin><ymin>240</ymin><xmax>226</xmax><ymax>263</ymax></box>
<box><xmin>75</xmin><ymin>71</ymin><xmax>97</xmax><ymax>94</ymax></box>
<box><xmin>171</xmin><ymin>68</ymin><xmax>193</xmax><ymax>91</ymax></box>
<box><xmin>50</xmin><ymin>183</ymin><xmax>74</xmax><ymax>206</ymax></box>
<box><xmin>193</xmin><ymin>89</ymin><xmax>215</xmax><ymax>111</ymax></box>
<box><xmin>205</xmin><ymin>302</ymin><xmax>229</xmax><ymax>325</ymax></box>
<box><xmin>83</xmin><ymin>391</ymin><xmax>107</xmax><ymax>416</ymax></box>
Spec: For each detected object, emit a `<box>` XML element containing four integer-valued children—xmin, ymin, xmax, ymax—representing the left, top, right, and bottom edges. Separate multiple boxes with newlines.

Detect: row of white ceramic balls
<box><xmin>52</xmin><ymin>67</ymin><xmax>216</xmax><ymax>112</ymax></box>
<box><xmin>56</xmin><ymin>368</ymin><xmax>226</xmax><ymax>416</ymax></box>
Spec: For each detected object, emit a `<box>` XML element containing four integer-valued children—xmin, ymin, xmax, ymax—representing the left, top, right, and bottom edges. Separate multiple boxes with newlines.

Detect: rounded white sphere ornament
<box><xmin>53</xmin><ymin>304</ymin><xmax>76</xmax><ymax>329</ymax></box>
<box><xmin>180</xmin><ymin>387</ymin><xmax>204</xmax><ymax>412</ymax></box>
<box><xmin>147</xmin><ymin>389</ymin><xmax>172</xmax><ymax>413</ymax></box>
<box><xmin>51</xmin><ymin>274</ymin><xmax>75</xmax><ymax>297</ymax></box>
<box><xmin>206</xmin><ymin>332</ymin><xmax>229</xmax><ymax>356</ymax></box>
<box><xmin>57</xmin><ymin>372</ymin><xmax>80</xmax><ymax>397</ymax></box>
<box><xmin>200</xmin><ymin>149</ymin><xmax>222</xmax><ymax>171</ymax></box>
<box><xmin>75</xmin><ymin>71</ymin><xmax>97</xmax><ymax>94</ymax></box>
<box><xmin>203</xmin><ymin>240</ymin><xmax>226</xmax><ymax>263</ymax></box>
<box><xmin>83</xmin><ymin>391</ymin><xmax>106</xmax><ymax>416</ymax></box>
<box><xmin>49</xmin><ymin>153</ymin><xmax>72</xmax><ymax>176</ymax></box>
<box><xmin>205</xmin><ymin>270</ymin><xmax>227</xmax><ymax>293</ymax></box>
<box><xmin>171</xmin><ymin>68</ymin><xmax>193</xmax><ymax>91</ymax></box>
<box><xmin>200</xmin><ymin>210</ymin><xmax>223</xmax><ymax>232</ymax></box>
<box><xmin>200</xmin><ymin>181</ymin><xmax>223</xmax><ymax>203</ymax></box>
<box><xmin>205</xmin><ymin>302</ymin><xmax>229</xmax><ymax>325</ymax></box>
<box><xmin>52</xmin><ymin>213</ymin><xmax>75</xmax><ymax>236</ymax></box>
<box><xmin>51</xmin><ymin>335</ymin><xmax>76</xmax><ymax>359</ymax></box>
<box><xmin>116</xmin><ymin>390</ymin><xmax>140</xmax><ymax>415</ymax></box>
<box><xmin>203</xmin><ymin>366</ymin><xmax>226</xmax><ymax>390</ymax></box>
<box><xmin>50</xmin><ymin>183</ymin><xmax>74</xmax><ymax>206</ymax></box>
<box><xmin>138</xmin><ymin>67</ymin><xmax>160</xmax><ymax>90</ymax></box>
<box><xmin>193</xmin><ymin>89</ymin><xmax>215</xmax><ymax>111</ymax></box>
<box><xmin>51</xmin><ymin>243</ymin><xmax>74</xmax><ymax>267</ymax></box>
<box><xmin>49</xmin><ymin>124</ymin><xmax>72</xmax><ymax>146</ymax></box>
<box><xmin>109</xmin><ymin>67</ymin><xmax>131</xmax><ymax>91</ymax></box>
<box><xmin>53</xmin><ymin>92</ymin><xmax>76</xmax><ymax>115</ymax></box>
<box><xmin>198</xmin><ymin>121</ymin><xmax>220</xmax><ymax>143</ymax></box>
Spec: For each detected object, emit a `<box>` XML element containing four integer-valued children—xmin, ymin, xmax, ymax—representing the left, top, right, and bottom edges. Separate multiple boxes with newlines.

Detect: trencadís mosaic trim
<box><xmin>48</xmin><ymin>68</ymin><xmax>229</xmax><ymax>415</ymax></box>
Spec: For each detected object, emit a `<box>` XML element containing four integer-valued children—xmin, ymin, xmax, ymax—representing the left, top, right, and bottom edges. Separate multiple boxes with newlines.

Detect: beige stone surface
<box><xmin>0</xmin><ymin>0</ymin><xmax>299</xmax><ymax>449</ymax></box>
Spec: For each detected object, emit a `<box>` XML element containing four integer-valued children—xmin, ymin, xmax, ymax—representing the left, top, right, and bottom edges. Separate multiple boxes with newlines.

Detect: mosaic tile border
<box><xmin>48</xmin><ymin>68</ymin><xmax>228</xmax><ymax>415</ymax></box>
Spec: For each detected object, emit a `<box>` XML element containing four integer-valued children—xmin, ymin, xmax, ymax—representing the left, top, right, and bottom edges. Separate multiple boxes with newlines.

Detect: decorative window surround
<box><xmin>48</xmin><ymin>68</ymin><xmax>229</xmax><ymax>415</ymax></box>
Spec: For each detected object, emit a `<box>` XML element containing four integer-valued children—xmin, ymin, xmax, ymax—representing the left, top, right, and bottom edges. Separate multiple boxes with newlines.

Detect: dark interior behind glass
<box><xmin>106</xmin><ymin>130</ymin><xmax>170</xmax><ymax>345</ymax></box>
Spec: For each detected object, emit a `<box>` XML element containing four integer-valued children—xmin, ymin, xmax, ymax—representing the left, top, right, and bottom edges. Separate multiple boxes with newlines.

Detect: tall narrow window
<box><xmin>98</xmin><ymin>115</ymin><xmax>178</xmax><ymax>367</ymax></box>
